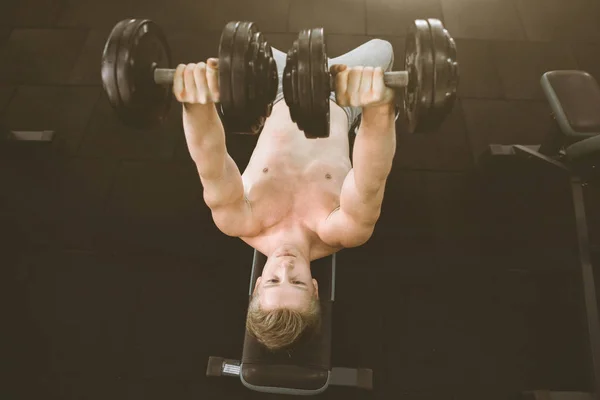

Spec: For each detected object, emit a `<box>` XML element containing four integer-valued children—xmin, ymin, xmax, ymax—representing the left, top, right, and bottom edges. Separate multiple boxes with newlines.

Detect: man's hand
<box><xmin>330</xmin><ymin>65</ymin><xmax>395</xmax><ymax>109</ymax></box>
<box><xmin>173</xmin><ymin>58</ymin><xmax>220</xmax><ymax>105</ymax></box>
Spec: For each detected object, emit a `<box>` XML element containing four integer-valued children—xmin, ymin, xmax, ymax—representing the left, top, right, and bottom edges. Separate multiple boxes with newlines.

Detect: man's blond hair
<box><xmin>246</xmin><ymin>293</ymin><xmax>321</xmax><ymax>351</ymax></box>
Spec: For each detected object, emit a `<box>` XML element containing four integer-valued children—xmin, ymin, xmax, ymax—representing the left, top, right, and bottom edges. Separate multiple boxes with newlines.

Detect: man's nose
<box><xmin>280</xmin><ymin>261</ymin><xmax>294</xmax><ymax>270</ymax></box>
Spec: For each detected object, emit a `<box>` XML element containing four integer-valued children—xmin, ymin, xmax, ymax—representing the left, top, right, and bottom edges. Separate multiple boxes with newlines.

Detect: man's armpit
<box><xmin>210</xmin><ymin>198</ymin><xmax>260</xmax><ymax>238</ymax></box>
<box><xmin>318</xmin><ymin>208</ymin><xmax>375</xmax><ymax>248</ymax></box>
<box><xmin>326</xmin><ymin>205</ymin><xmax>341</xmax><ymax>221</ymax></box>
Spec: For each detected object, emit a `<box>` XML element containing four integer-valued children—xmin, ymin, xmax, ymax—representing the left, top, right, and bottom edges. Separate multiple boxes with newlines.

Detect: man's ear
<box><xmin>312</xmin><ymin>278</ymin><xmax>319</xmax><ymax>299</ymax></box>
<box><xmin>253</xmin><ymin>277</ymin><xmax>262</xmax><ymax>295</ymax></box>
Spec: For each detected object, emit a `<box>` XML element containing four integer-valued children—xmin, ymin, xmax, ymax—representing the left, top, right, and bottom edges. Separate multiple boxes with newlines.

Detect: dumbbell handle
<box><xmin>154</xmin><ymin>68</ymin><xmax>409</xmax><ymax>88</ymax></box>
<box><xmin>155</xmin><ymin>68</ymin><xmax>176</xmax><ymax>85</ymax></box>
<box><xmin>383</xmin><ymin>71</ymin><xmax>409</xmax><ymax>88</ymax></box>
<box><xmin>330</xmin><ymin>71</ymin><xmax>409</xmax><ymax>89</ymax></box>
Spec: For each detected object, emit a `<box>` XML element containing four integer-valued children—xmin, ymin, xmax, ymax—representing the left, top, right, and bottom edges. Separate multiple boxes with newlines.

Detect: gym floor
<box><xmin>2</xmin><ymin>0</ymin><xmax>600</xmax><ymax>399</ymax></box>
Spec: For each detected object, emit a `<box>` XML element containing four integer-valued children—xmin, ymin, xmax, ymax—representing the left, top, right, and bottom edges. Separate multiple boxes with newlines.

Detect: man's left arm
<box><xmin>318</xmin><ymin>103</ymin><xmax>396</xmax><ymax>248</ymax></box>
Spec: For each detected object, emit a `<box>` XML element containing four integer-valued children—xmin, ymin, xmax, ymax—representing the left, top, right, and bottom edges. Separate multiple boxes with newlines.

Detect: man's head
<box><xmin>246</xmin><ymin>246</ymin><xmax>321</xmax><ymax>350</ymax></box>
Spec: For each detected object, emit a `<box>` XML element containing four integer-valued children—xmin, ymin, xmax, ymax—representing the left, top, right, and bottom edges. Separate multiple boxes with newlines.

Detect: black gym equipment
<box><xmin>283</xmin><ymin>18</ymin><xmax>459</xmax><ymax>139</ymax></box>
<box><xmin>404</xmin><ymin>19</ymin><xmax>458</xmax><ymax>134</ymax></box>
<box><xmin>101</xmin><ymin>19</ymin><xmax>278</xmax><ymax>135</ymax></box>
<box><xmin>479</xmin><ymin>70</ymin><xmax>600</xmax><ymax>400</ymax></box>
<box><xmin>101</xmin><ymin>18</ymin><xmax>458</xmax><ymax>139</ymax></box>
<box><xmin>206</xmin><ymin>251</ymin><xmax>374</xmax><ymax>395</ymax></box>
<box><xmin>217</xmin><ymin>21</ymin><xmax>278</xmax><ymax>134</ymax></box>
<box><xmin>101</xmin><ymin>19</ymin><xmax>172</xmax><ymax>129</ymax></box>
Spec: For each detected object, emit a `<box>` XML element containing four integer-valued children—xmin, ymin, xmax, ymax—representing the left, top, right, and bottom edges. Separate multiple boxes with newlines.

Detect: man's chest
<box><xmin>241</xmin><ymin>157</ymin><xmax>350</xmax><ymax>231</ymax></box>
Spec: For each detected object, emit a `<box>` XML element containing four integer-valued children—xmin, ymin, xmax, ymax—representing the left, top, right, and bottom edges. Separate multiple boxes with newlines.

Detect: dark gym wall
<box><xmin>2</xmin><ymin>0</ymin><xmax>600</xmax><ymax>399</ymax></box>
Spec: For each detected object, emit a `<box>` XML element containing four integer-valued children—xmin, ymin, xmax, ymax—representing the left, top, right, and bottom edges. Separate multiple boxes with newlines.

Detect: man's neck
<box><xmin>267</xmin><ymin>225</ymin><xmax>312</xmax><ymax>259</ymax></box>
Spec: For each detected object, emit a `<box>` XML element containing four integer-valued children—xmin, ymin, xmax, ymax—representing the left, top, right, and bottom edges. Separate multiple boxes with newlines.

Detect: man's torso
<box><xmin>239</xmin><ymin>101</ymin><xmax>352</xmax><ymax>259</ymax></box>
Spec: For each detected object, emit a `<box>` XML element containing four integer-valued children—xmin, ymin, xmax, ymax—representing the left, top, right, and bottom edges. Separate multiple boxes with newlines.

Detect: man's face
<box><xmin>255</xmin><ymin>252</ymin><xmax>318</xmax><ymax>311</ymax></box>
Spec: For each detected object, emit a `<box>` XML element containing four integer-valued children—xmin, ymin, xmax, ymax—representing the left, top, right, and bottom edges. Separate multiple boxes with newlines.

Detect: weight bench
<box><xmin>479</xmin><ymin>70</ymin><xmax>600</xmax><ymax>400</ymax></box>
<box><xmin>206</xmin><ymin>250</ymin><xmax>373</xmax><ymax>395</ymax></box>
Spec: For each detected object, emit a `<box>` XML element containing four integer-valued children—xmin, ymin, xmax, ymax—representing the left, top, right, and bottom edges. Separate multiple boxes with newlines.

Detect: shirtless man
<box><xmin>174</xmin><ymin>39</ymin><xmax>397</xmax><ymax>350</ymax></box>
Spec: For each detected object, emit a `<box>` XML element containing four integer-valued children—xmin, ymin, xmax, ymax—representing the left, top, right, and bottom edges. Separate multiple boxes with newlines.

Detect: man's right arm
<box><xmin>183</xmin><ymin>103</ymin><xmax>260</xmax><ymax>237</ymax></box>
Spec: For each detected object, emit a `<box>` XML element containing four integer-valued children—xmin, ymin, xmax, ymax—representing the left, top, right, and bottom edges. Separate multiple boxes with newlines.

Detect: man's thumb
<box><xmin>330</xmin><ymin>64</ymin><xmax>347</xmax><ymax>75</ymax></box>
<box><xmin>207</xmin><ymin>58</ymin><xmax>219</xmax><ymax>69</ymax></box>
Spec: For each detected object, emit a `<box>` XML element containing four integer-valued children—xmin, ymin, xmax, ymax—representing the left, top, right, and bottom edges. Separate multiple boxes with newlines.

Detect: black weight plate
<box><xmin>113</xmin><ymin>19</ymin><xmax>141</xmax><ymax>126</ymax></box>
<box><xmin>218</xmin><ymin>21</ymin><xmax>273</xmax><ymax>135</ymax></box>
<box><xmin>231</xmin><ymin>22</ymin><xmax>253</xmax><ymax>112</ymax></box>
<box><xmin>218</xmin><ymin>22</ymin><xmax>237</xmax><ymax>119</ymax></box>
<box><xmin>115</xmin><ymin>19</ymin><xmax>142</xmax><ymax>109</ymax></box>
<box><xmin>101</xmin><ymin>19</ymin><xmax>132</xmax><ymax>113</ymax></box>
<box><xmin>136</xmin><ymin>20</ymin><xmax>172</xmax><ymax>128</ymax></box>
<box><xmin>219</xmin><ymin>22</ymin><xmax>251</xmax><ymax>133</ymax></box>
<box><xmin>430</xmin><ymin>19</ymin><xmax>458</xmax><ymax>112</ymax></box>
<box><xmin>247</xmin><ymin>31</ymin><xmax>271</xmax><ymax>133</ymax></box>
<box><xmin>283</xmin><ymin>40</ymin><xmax>300</xmax><ymax>123</ymax></box>
<box><xmin>115</xmin><ymin>19</ymin><xmax>172</xmax><ymax>129</ymax></box>
<box><xmin>308</xmin><ymin>28</ymin><xmax>330</xmax><ymax>139</ymax></box>
<box><xmin>263</xmin><ymin>43</ymin><xmax>278</xmax><ymax>110</ymax></box>
<box><xmin>225</xmin><ymin>22</ymin><xmax>255</xmax><ymax>133</ymax></box>
<box><xmin>404</xmin><ymin>19</ymin><xmax>435</xmax><ymax>134</ymax></box>
<box><xmin>297</xmin><ymin>30</ymin><xmax>312</xmax><ymax>131</ymax></box>
<box><xmin>283</xmin><ymin>29</ymin><xmax>330</xmax><ymax>138</ymax></box>
<box><xmin>132</xmin><ymin>20</ymin><xmax>171</xmax><ymax>128</ymax></box>
<box><xmin>247</xmin><ymin>32</ymin><xmax>260</xmax><ymax>103</ymax></box>
<box><xmin>256</xmin><ymin>34</ymin><xmax>275</xmax><ymax>133</ymax></box>
<box><xmin>418</xmin><ymin>18</ymin><xmax>458</xmax><ymax>132</ymax></box>
<box><xmin>250</xmin><ymin>33</ymin><xmax>277</xmax><ymax>122</ymax></box>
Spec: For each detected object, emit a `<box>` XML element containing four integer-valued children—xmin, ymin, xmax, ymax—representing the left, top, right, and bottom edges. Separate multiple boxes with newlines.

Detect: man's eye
<box><xmin>268</xmin><ymin>279</ymin><xmax>279</xmax><ymax>283</ymax></box>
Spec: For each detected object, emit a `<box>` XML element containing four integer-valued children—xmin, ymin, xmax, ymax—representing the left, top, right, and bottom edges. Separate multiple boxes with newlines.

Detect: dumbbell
<box><xmin>101</xmin><ymin>18</ymin><xmax>278</xmax><ymax>135</ymax></box>
<box><xmin>283</xmin><ymin>19</ymin><xmax>459</xmax><ymax>138</ymax></box>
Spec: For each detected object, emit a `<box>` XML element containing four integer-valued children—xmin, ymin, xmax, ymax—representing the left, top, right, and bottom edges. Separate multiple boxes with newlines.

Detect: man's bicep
<box><xmin>210</xmin><ymin>199</ymin><xmax>259</xmax><ymax>237</ymax></box>
<box><xmin>199</xmin><ymin>154</ymin><xmax>245</xmax><ymax>209</ymax></box>
<box><xmin>318</xmin><ymin>208</ymin><xmax>375</xmax><ymax>248</ymax></box>
<box><xmin>339</xmin><ymin>169</ymin><xmax>385</xmax><ymax>225</ymax></box>
<box><xmin>198</xmin><ymin>155</ymin><xmax>259</xmax><ymax>237</ymax></box>
<box><xmin>318</xmin><ymin>169</ymin><xmax>384</xmax><ymax>248</ymax></box>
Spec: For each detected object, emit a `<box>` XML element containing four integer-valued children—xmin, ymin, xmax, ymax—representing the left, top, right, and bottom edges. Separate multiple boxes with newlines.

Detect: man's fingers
<box><xmin>360</xmin><ymin>66</ymin><xmax>374</xmax><ymax>96</ymax></box>
<box><xmin>330</xmin><ymin>64</ymin><xmax>347</xmax><ymax>76</ymax></box>
<box><xmin>206</xmin><ymin>58</ymin><xmax>220</xmax><ymax>103</ymax></box>
<box><xmin>207</xmin><ymin>58</ymin><xmax>219</xmax><ymax>69</ymax></box>
<box><xmin>334</xmin><ymin>68</ymin><xmax>349</xmax><ymax>105</ymax></box>
<box><xmin>172</xmin><ymin>64</ymin><xmax>187</xmax><ymax>100</ymax></box>
<box><xmin>330</xmin><ymin>64</ymin><xmax>347</xmax><ymax>74</ymax></box>
<box><xmin>372</xmin><ymin>67</ymin><xmax>385</xmax><ymax>100</ymax></box>
<box><xmin>183</xmin><ymin>63</ymin><xmax>198</xmax><ymax>102</ymax></box>
<box><xmin>193</xmin><ymin>63</ymin><xmax>209</xmax><ymax>103</ymax></box>
<box><xmin>347</xmin><ymin>68</ymin><xmax>363</xmax><ymax>106</ymax></box>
